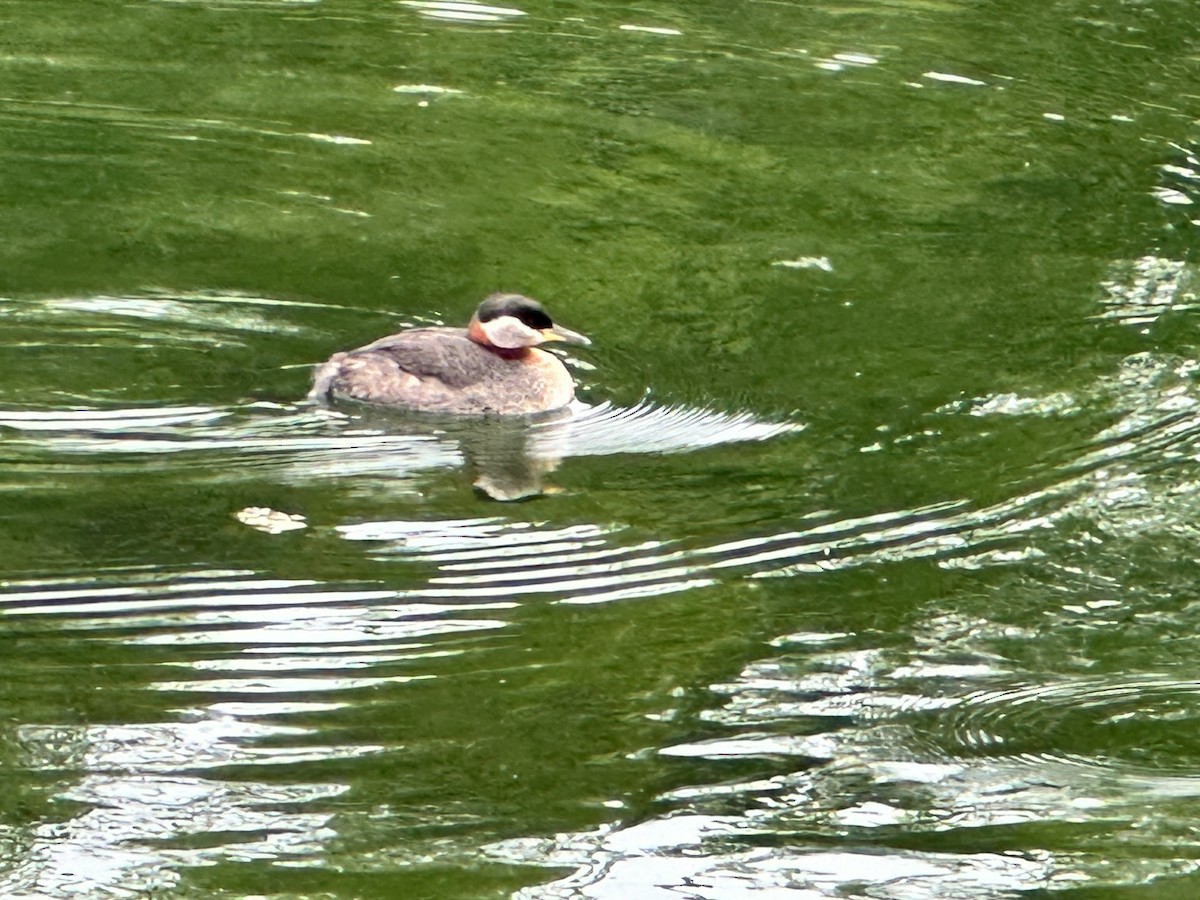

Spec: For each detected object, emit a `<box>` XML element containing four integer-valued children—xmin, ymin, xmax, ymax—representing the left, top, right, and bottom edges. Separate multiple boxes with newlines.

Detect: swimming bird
<box><xmin>308</xmin><ymin>293</ymin><xmax>590</xmax><ymax>415</ymax></box>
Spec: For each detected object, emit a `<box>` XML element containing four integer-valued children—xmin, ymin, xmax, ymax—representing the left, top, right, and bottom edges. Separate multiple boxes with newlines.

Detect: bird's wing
<box><xmin>349</xmin><ymin>328</ymin><xmax>496</xmax><ymax>389</ymax></box>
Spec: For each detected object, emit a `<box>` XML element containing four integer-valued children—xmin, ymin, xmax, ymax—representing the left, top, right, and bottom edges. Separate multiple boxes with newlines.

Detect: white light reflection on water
<box><xmin>41</xmin><ymin>293</ymin><xmax>314</xmax><ymax>334</ymax></box>
<box><xmin>0</xmin><ymin>471</ymin><xmax>1102</xmax><ymax>896</ymax></box>
<box><xmin>618</xmin><ymin>24</ymin><xmax>683</xmax><ymax>37</ymax></box>
<box><xmin>922</xmin><ymin>71</ymin><xmax>988</xmax><ymax>86</ymax></box>
<box><xmin>0</xmin><ymin>568</ymin><xmax>517</xmax><ymax>896</ymax></box>
<box><xmin>11</xmin><ymin>289</ymin><xmax>354</xmax><ymax>329</ymax></box>
<box><xmin>0</xmin><ymin>292</ymin><xmax>806</xmax><ymax>497</ymax></box>
<box><xmin>6</xmin><ymin>239</ymin><xmax>1200</xmax><ymax>898</ymax></box>
<box><xmin>813</xmin><ymin>51</ymin><xmax>878</xmax><ymax>72</ymax></box>
<box><xmin>2</xmin><ymin>713</ymin><xmax>364</xmax><ymax>898</ymax></box>
<box><xmin>0</xmin><ymin>404</ymin><xmax>463</xmax><ymax>481</ymax></box>
<box><xmin>528</xmin><ymin>399</ymin><xmax>803</xmax><ymax>459</ymax></box>
<box><xmin>492</xmin><ymin>821</ymin><xmax>1062</xmax><ymax>899</ymax></box>
<box><xmin>491</xmin><ymin>175</ymin><xmax>1200</xmax><ymax>897</ymax></box>
<box><xmin>400</xmin><ymin>0</ymin><xmax>526</xmax><ymax>24</ymax></box>
<box><xmin>1095</xmin><ymin>256</ymin><xmax>1197</xmax><ymax>327</ymax></box>
<box><xmin>0</xmin><ymin>406</ymin><xmax>228</xmax><ymax>431</ymax></box>
<box><xmin>493</xmin><ymin>635</ymin><xmax>1200</xmax><ymax>897</ymax></box>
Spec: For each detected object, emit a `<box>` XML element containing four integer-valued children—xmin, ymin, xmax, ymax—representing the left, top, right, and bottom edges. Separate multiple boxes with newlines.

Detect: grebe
<box><xmin>308</xmin><ymin>293</ymin><xmax>590</xmax><ymax>415</ymax></box>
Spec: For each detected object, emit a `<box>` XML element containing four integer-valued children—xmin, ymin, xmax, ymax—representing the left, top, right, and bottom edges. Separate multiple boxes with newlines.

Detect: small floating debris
<box><xmin>619</xmin><ymin>24</ymin><xmax>683</xmax><ymax>36</ymax></box>
<box><xmin>923</xmin><ymin>71</ymin><xmax>986</xmax><ymax>86</ymax></box>
<box><xmin>236</xmin><ymin>507</ymin><xmax>308</xmax><ymax>534</ymax></box>
<box><xmin>771</xmin><ymin>256</ymin><xmax>833</xmax><ymax>272</ymax></box>
<box><xmin>1042</xmin><ymin>112</ymin><xmax>1066</xmax><ymax>122</ymax></box>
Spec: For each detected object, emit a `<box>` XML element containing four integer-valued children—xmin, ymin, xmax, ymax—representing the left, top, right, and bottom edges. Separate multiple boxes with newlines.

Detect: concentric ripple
<box><xmin>944</xmin><ymin>675</ymin><xmax>1200</xmax><ymax>773</ymax></box>
<box><xmin>329</xmin><ymin>486</ymin><xmax>1069</xmax><ymax>607</ymax></box>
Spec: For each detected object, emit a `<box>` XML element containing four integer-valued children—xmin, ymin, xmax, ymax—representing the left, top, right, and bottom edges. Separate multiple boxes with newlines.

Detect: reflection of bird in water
<box><xmin>327</xmin><ymin>402</ymin><xmax>567</xmax><ymax>502</ymax></box>
<box><xmin>458</xmin><ymin>415</ymin><xmax>563</xmax><ymax>502</ymax></box>
<box><xmin>308</xmin><ymin>294</ymin><xmax>590</xmax><ymax>415</ymax></box>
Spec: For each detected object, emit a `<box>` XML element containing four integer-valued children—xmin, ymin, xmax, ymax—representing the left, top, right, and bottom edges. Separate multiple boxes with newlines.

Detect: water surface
<box><xmin>2</xmin><ymin>0</ymin><xmax>1200</xmax><ymax>896</ymax></box>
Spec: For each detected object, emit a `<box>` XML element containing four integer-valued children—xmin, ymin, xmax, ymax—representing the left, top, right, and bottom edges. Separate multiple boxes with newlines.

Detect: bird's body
<box><xmin>308</xmin><ymin>294</ymin><xmax>588</xmax><ymax>416</ymax></box>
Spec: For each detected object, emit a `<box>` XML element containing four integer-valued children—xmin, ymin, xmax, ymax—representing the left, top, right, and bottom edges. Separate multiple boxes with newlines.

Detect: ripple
<box><xmin>1096</xmin><ymin>256</ymin><xmax>1197</xmax><ymax>327</ymax></box>
<box><xmin>16</xmin><ymin>715</ymin><xmax>379</xmax><ymax>774</ymax></box>
<box><xmin>944</xmin><ymin>675</ymin><xmax>1200</xmax><ymax>773</ymax></box>
<box><xmin>937</xmin><ymin>390</ymin><xmax>1080</xmax><ymax>418</ymax></box>
<box><xmin>0</xmin><ymin>405</ymin><xmax>228</xmax><ymax>432</ymax></box>
<box><xmin>0</xmin><ymin>385</ymin><xmax>1111</xmax><ymax>615</ymax></box>
<box><xmin>337</xmin><ymin>517</ymin><xmax>712</xmax><ymax>604</ymax></box>
<box><xmin>0</xmin><ymin>403</ymin><xmax>463</xmax><ymax>482</ymax></box>
<box><xmin>492</xmin><ymin>820</ymin><xmax>1077</xmax><ymax>900</ymax></box>
<box><xmin>0</xmin><ymin>290</ymin><xmax>376</xmax><ymax>408</ymax></box>
<box><xmin>675</xmin><ymin>619</ymin><xmax>1200</xmax><ymax>857</ymax></box>
<box><xmin>324</xmin><ymin>397</ymin><xmax>803</xmax><ymax>499</ymax></box>
<box><xmin>0</xmin><ymin>96</ymin><xmax>376</xmax><ymax>161</ymax></box>
<box><xmin>1154</xmin><ymin>142</ymin><xmax>1200</xmax><ymax>222</ymax></box>
<box><xmin>39</xmin><ymin>291</ymin><xmax>325</xmax><ymax>334</ymax></box>
<box><xmin>9</xmin><ymin>279</ymin><xmax>1199</xmax><ymax>632</ymax></box>
<box><xmin>1069</xmin><ymin>354</ymin><xmax>1200</xmax><ymax>470</ymax></box>
<box><xmin>529</xmin><ymin>399</ymin><xmax>803</xmax><ymax>459</ymax></box>
<box><xmin>0</xmin><ymin>568</ymin><xmax>514</xmax><ymax>661</ymax></box>
<box><xmin>0</xmin><ymin>568</ymin><xmax>418</xmax><ymax>895</ymax></box>
<box><xmin>0</xmin><ymin>744</ymin><xmax>347</xmax><ymax>897</ymax></box>
<box><xmin>328</xmin><ymin>487</ymin><xmax>1071</xmax><ymax>607</ymax></box>
<box><xmin>2</xmin><ymin>289</ymin><xmax>351</xmax><ymax>335</ymax></box>
<box><xmin>2</xmin><ymin>291</ymin><xmax>807</xmax><ymax>504</ymax></box>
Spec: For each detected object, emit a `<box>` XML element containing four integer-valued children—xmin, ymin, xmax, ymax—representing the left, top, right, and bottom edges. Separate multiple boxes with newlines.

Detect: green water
<box><xmin>2</xmin><ymin>0</ymin><xmax>1200</xmax><ymax>896</ymax></box>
